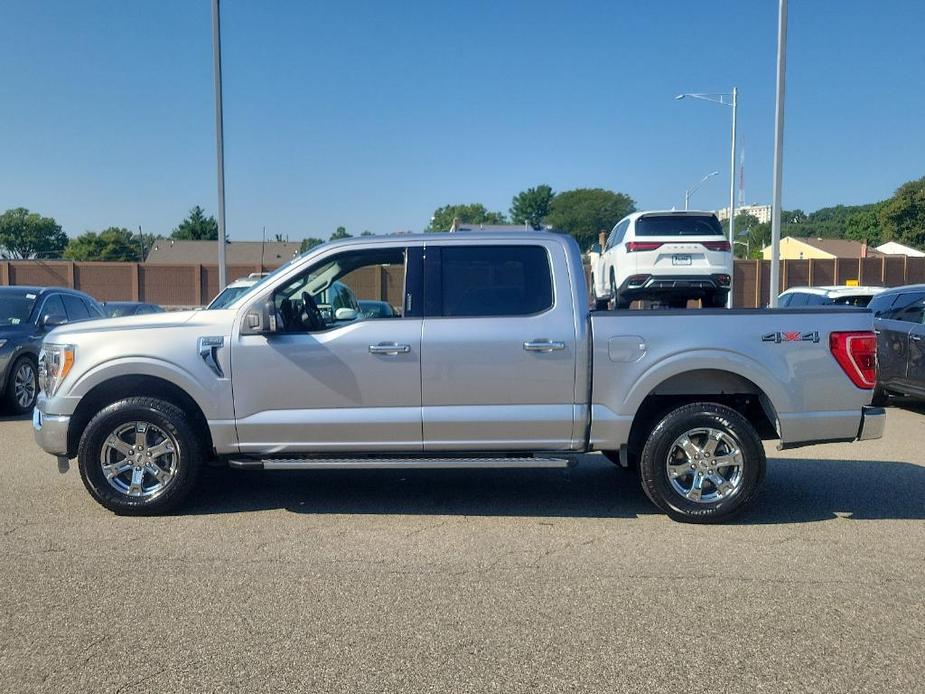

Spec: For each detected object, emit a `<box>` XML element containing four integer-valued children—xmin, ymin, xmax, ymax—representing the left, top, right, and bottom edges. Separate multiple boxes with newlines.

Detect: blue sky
<box><xmin>1</xmin><ymin>0</ymin><xmax>922</xmax><ymax>241</ymax></box>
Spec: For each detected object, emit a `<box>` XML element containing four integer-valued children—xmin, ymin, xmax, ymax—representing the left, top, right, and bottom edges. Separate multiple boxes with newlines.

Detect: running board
<box><xmin>228</xmin><ymin>456</ymin><xmax>575</xmax><ymax>471</ymax></box>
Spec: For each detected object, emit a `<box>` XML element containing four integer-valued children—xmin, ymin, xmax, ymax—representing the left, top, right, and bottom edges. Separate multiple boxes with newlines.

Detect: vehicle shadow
<box><xmin>0</xmin><ymin>412</ymin><xmax>32</xmax><ymax>422</ymax></box>
<box><xmin>182</xmin><ymin>455</ymin><xmax>925</xmax><ymax>523</ymax></box>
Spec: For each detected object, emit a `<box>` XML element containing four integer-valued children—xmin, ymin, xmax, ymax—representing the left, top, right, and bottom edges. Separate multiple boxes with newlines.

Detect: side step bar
<box><xmin>228</xmin><ymin>456</ymin><xmax>576</xmax><ymax>471</ymax></box>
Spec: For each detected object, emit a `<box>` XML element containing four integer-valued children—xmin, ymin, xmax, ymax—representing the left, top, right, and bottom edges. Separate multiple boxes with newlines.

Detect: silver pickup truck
<box><xmin>33</xmin><ymin>231</ymin><xmax>884</xmax><ymax>522</ymax></box>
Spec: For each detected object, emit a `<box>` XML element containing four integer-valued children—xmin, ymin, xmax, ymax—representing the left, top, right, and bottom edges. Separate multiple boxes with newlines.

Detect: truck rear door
<box><xmin>421</xmin><ymin>241</ymin><xmax>579</xmax><ymax>451</ymax></box>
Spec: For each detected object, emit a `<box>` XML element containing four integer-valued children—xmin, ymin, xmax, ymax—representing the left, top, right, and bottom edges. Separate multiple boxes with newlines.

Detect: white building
<box><xmin>876</xmin><ymin>240</ymin><xmax>925</xmax><ymax>257</ymax></box>
<box><xmin>715</xmin><ymin>204</ymin><xmax>772</xmax><ymax>224</ymax></box>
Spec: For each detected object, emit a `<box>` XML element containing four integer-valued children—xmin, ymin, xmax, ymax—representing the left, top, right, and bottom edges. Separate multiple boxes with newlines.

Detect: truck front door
<box><xmin>231</xmin><ymin>244</ymin><xmax>424</xmax><ymax>454</ymax></box>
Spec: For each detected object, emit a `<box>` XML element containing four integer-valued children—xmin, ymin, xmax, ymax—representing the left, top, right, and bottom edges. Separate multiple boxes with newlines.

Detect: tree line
<box><xmin>1</xmin><ymin>175</ymin><xmax>923</xmax><ymax>261</ymax></box>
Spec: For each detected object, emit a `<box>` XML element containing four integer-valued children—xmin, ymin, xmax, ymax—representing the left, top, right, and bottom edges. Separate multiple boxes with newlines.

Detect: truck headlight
<box><xmin>38</xmin><ymin>344</ymin><xmax>75</xmax><ymax>396</ymax></box>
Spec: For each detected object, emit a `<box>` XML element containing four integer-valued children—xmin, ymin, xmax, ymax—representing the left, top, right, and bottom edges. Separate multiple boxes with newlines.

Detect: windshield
<box><xmin>104</xmin><ymin>304</ymin><xmax>135</xmax><ymax>317</ymax></box>
<box><xmin>207</xmin><ymin>284</ymin><xmax>256</xmax><ymax>309</ymax></box>
<box><xmin>635</xmin><ymin>215</ymin><xmax>724</xmax><ymax>237</ymax></box>
<box><xmin>0</xmin><ymin>292</ymin><xmax>37</xmax><ymax>326</ymax></box>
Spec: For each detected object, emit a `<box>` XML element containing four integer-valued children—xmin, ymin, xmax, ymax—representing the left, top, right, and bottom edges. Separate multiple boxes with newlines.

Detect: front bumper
<box><xmin>33</xmin><ymin>400</ymin><xmax>70</xmax><ymax>457</ymax></box>
<box><xmin>858</xmin><ymin>405</ymin><xmax>886</xmax><ymax>441</ymax></box>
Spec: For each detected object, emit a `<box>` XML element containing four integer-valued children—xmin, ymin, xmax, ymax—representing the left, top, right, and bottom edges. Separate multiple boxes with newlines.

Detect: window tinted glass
<box><xmin>788</xmin><ymin>292</ymin><xmax>809</xmax><ymax>307</ymax></box>
<box><xmin>887</xmin><ymin>292</ymin><xmax>925</xmax><ymax>323</ymax></box>
<box><xmin>40</xmin><ymin>294</ymin><xmax>66</xmax><ymax>322</ymax></box>
<box><xmin>777</xmin><ymin>293</ymin><xmax>792</xmax><ymax>307</ymax></box>
<box><xmin>868</xmin><ymin>293</ymin><xmax>898</xmax><ymax>318</ymax></box>
<box><xmin>62</xmin><ymin>295</ymin><xmax>90</xmax><ymax>321</ymax></box>
<box><xmin>635</xmin><ymin>215</ymin><xmax>723</xmax><ymax>237</ymax></box>
<box><xmin>829</xmin><ymin>294</ymin><xmax>875</xmax><ymax>307</ymax></box>
<box><xmin>440</xmin><ymin>245</ymin><xmax>553</xmax><ymax>317</ymax></box>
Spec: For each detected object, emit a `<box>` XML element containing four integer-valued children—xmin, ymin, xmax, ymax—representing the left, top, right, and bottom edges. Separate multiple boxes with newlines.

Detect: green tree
<box><xmin>64</xmin><ymin>227</ymin><xmax>140</xmax><ymax>261</ymax></box>
<box><xmin>0</xmin><ymin>207</ymin><xmax>68</xmax><ymax>259</ymax></box>
<box><xmin>544</xmin><ymin>188</ymin><xmax>636</xmax><ymax>249</ymax></box>
<box><xmin>426</xmin><ymin>203</ymin><xmax>506</xmax><ymax>231</ymax></box>
<box><xmin>170</xmin><ymin>206</ymin><xmax>219</xmax><ymax>241</ymax></box>
<box><xmin>330</xmin><ymin>226</ymin><xmax>352</xmax><ymax>241</ymax></box>
<box><xmin>361</xmin><ymin>230</ymin><xmax>375</xmax><ymax>236</ymax></box>
<box><xmin>881</xmin><ymin>176</ymin><xmax>925</xmax><ymax>248</ymax></box>
<box><xmin>300</xmin><ymin>237</ymin><xmax>324</xmax><ymax>253</ymax></box>
<box><xmin>510</xmin><ymin>184</ymin><xmax>555</xmax><ymax>230</ymax></box>
<box><xmin>722</xmin><ymin>213</ymin><xmax>763</xmax><ymax>258</ymax></box>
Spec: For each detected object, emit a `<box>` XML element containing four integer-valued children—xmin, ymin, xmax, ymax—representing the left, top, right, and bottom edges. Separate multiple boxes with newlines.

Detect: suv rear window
<box><xmin>635</xmin><ymin>215</ymin><xmax>724</xmax><ymax>237</ymax></box>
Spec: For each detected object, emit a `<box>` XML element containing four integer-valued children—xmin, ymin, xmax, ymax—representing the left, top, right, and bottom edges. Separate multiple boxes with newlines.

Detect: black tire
<box><xmin>4</xmin><ymin>355</ymin><xmax>38</xmax><ymax>414</ymax></box>
<box><xmin>638</xmin><ymin>402</ymin><xmax>766</xmax><ymax>523</ymax></box>
<box><xmin>77</xmin><ymin>397</ymin><xmax>203</xmax><ymax>515</ymax></box>
<box><xmin>706</xmin><ymin>292</ymin><xmax>728</xmax><ymax>308</ymax></box>
<box><xmin>870</xmin><ymin>384</ymin><xmax>890</xmax><ymax>407</ymax></box>
<box><xmin>594</xmin><ymin>297</ymin><xmax>610</xmax><ymax>311</ymax></box>
<box><xmin>610</xmin><ymin>272</ymin><xmax>631</xmax><ymax>309</ymax></box>
<box><xmin>667</xmin><ymin>298</ymin><xmax>689</xmax><ymax>309</ymax></box>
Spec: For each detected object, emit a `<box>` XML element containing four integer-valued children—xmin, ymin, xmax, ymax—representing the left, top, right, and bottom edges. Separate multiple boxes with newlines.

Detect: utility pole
<box><xmin>727</xmin><ymin>87</ymin><xmax>737</xmax><ymax>308</ymax></box>
<box><xmin>211</xmin><ymin>0</ymin><xmax>227</xmax><ymax>290</ymax></box>
<box><xmin>768</xmin><ymin>0</ymin><xmax>788</xmax><ymax>306</ymax></box>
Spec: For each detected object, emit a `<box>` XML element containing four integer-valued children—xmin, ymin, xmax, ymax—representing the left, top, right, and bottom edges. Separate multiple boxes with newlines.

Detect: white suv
<box><xmin>589</xmin><ymin>210</ymin><xmax>733</xmax><ymax>309</ymax></box>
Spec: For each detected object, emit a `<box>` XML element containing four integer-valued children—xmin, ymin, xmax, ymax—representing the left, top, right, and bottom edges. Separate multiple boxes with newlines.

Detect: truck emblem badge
<box><xmin>762</xmin><ymin>331</ymin><xmax>820</xmax><ymax>344</ymax></box>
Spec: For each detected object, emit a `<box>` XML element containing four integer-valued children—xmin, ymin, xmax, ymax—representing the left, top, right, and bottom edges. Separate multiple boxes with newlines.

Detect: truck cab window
<box><xmin>273</xmin><ymin>247</ymin><xmax>408</xmax><ymax>332</ymax></box>
<box><xmin>439</xmin><ymin>245</ymin><xmax>553</xmax><ymax>317</ymax></box>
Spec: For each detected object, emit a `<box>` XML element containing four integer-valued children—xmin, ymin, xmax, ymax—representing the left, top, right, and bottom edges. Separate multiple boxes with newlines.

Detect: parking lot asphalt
<box><xmin>1</xmin><ymin>404</ymin><xmax>923</xmax><ymax>693</ymax></box>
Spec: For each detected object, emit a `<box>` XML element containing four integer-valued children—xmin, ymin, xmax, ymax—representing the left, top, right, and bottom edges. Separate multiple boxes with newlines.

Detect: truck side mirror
<box><xmin>41</xmin><ymin>314</ymin><xmax>68</xmax><ymax>330</ymax></box>
<box><xmin>334</xmin><ymin>307</ymin><xmax>358</xmax><ymax>321</ymax></box>
<box><xmin>241</xmin><ymin>299</ymin><xmax>279</xmax><ymax>335</ymax></box>
<box><xmin>264</xmin><ymin>299</ymin><xmax>279</xmax><ymax>333</ymax></box>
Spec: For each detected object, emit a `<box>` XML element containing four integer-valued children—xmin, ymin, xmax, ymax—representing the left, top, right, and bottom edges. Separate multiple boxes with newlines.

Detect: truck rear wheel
<box><xmin>77</xmin><ymin>397</ymin><xmax>203</xmax><ymax>515</ymax></box>
<box><xmin>638</xmin><ymin>402</ymin><xmax>765</xmax><ymax>523</ymax></box>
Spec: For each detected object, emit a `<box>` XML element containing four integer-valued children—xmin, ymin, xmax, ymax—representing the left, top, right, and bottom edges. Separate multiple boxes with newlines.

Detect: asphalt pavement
<box><xmin>1</xmin><ymin>404</ymin><xmax>923</xmax><ymax>693</ymax></box>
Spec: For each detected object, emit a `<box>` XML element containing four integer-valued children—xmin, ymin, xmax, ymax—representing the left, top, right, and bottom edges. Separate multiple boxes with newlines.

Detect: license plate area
<box><xmin>672</xmin><ymin>254</ymin><xmax>692</xmax><ymax>266</ymax></box>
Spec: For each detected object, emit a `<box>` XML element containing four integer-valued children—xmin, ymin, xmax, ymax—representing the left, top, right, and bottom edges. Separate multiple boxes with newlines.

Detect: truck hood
<box><xmin>45</xmin><ymin>309</ymin><xmax>233</xmax><ymax>342</ymax></box>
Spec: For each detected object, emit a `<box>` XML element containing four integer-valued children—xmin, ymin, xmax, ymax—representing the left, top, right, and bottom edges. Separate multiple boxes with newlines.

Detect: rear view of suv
<box><xmin>590</xmin><ymin>211</ymin><xmax>732</xmax><ymax>309</ymax></box>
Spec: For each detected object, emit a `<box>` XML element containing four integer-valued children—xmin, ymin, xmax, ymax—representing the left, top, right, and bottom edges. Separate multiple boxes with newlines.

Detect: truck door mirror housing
<box><xmin>334</xmin><ymin>307</ymin><xmax>358</xmax><ymax>321</ymax></box>
<box><xmin>241</xmin><ymin>299</ymin><xmax>279</xmax><ymax>335</ymax></box>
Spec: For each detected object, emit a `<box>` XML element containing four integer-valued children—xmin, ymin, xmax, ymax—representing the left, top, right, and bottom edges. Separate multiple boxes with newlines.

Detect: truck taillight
<box><xmin>625</xmin><ymin>241</ymin><xmax>663</xmax><ymax>252</ymax></box>
<box><xmin>829</xmin><ymin>331</ymin><xmax>876</xmax><ymax>389</ymax></box>
<box><xmin>702</xmin><ymin>240</ymin><xmax>732</xmax><ymax>252</ymax></box>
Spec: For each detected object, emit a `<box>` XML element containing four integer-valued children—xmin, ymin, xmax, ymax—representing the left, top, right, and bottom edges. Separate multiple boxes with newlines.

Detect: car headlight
<box><xmin>38</xmin><ymin>344</ymin><xmax>75</xmax><ymax>396</ymax></box>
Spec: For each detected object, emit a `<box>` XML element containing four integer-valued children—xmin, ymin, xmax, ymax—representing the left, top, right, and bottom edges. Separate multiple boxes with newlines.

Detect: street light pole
<box><xmin>728</xmin><ymin>87</ymin><xmax>737</xmax><ymax>308</ymax></box>
<box><xmin>684</xmin><ymin>170</ymin><xmax>720</xmax><ymax>211</ymax></box>
<box><xmin>768</xmin><ymin>0</ymin><xmax>788</xmax><ymax>307</ymax></box>
<box><xmin>211</xmin><ymin>0</ymin><xmax>227</xmax><ymax>291</ymax></box>
<box><xmin>675</xmin><ymin>89</ymin><xmax>738</xmax><ymax>307</ymax></box>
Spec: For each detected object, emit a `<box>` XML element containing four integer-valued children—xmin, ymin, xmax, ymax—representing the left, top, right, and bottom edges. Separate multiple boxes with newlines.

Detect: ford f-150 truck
<box><xmin>33</xmin><ymin>232</ymin><xmax>885</xmax><ymax>522</ymax></box>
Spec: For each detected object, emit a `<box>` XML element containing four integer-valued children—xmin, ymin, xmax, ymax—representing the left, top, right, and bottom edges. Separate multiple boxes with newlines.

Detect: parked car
<box><xmin>358</xmin><ymin>300</ymin><xmax>398</xmax><ymax>319</ymax></box>
<box><xmin>207</xmin><ymin>273</ymin><xmax>269</xmax><ymax>309</ymax></box>
<box><xmin>778</xmin><ymin>286</ymin><xmax>884</xmax><ymax>308</ymax></box>
<box><xmin>869</xmin><ymin>285</ymin><xmax>925</xmax><ymax>404</ymax></box>
<box><xmin>1</xmin><ymin>286</ymin><xmax>104</xmax><ymax>414</ymax></box>
<box><xmin>33</xmin><ymin>232</ymin><xmax>883</xmax><ymax>522</ymax></box>
<box><xmin>589</xmin><ymin>210</ymin><xmax>733</xmax><ymax>309</ymax></box>
<box><xmin>102</xmin><ymin>302</ymin><xmax>165</xmax><ymax>317</ymax></box>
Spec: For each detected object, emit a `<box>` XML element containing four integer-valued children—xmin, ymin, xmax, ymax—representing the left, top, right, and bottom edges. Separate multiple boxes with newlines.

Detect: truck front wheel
<box><xmin>77</xmin><ymin>397</ymin><xmax>204</xmax><ymax>515</ymax></box>
<box><xmin>638</xmin><ymin>402</ymin><xmax>765</xmax><ymax>523</ymax></box>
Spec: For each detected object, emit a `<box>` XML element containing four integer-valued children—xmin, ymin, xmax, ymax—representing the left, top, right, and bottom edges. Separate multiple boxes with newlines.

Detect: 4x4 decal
<box><xmin>762</xmin><ymin>331</ymin><xmax>820</xmax><ymax>344</ymax></box>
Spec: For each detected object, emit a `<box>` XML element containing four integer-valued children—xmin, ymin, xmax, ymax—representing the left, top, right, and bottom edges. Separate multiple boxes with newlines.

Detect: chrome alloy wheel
<box><xmin>99</xmin><ymin>421</ymin><xmax>180</xmax><ymax>499</ymax></box>
<box><xmin>14</xmin><ymin>361</ymin><xmax>37</xmax><ymax>408</ymax></box>
<box><xmin>665</xmin><ymin>426</ymin><xmax>745</xmax><ymax>503</ymax></box>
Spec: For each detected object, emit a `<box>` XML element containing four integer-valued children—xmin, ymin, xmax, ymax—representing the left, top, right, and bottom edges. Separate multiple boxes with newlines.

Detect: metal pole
<box><xmin>768</xmin><ymin>0</ymin><xmax>787</xmax><ymax>307</ymax></box>
<box><xmin>684</xmin><ymin>190</ymin><xmax>690</xmax><ymax>211</ymax></box>
<box><xmin>727</xmin><ymin>87</ymin><xmax>737</xmax><ymax>308</ymax></box>
<box><xmin>211</xmin><ymin>0</ymin><xmax>227</xmax><ymax>291</ymax></box>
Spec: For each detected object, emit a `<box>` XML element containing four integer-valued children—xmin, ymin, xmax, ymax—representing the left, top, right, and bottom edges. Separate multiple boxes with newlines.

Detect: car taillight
<box><xmin>829</xmin><ymin>331</ymin><xmax>876</xmax><ymax>389</ymax></box>
<box><xmin>702</xmin><ymin>240</ymin><xmax>732</xmax><ymax>252</ymax></box>
<box><xmin>625</xmin><ymin>241</ymin><xmax>663</xmax><ymax>252</ymax></box>
<box><xmin>714</xmin><ymin>274</ymin><xmax>731</xmax><ymax>287</ymax></box>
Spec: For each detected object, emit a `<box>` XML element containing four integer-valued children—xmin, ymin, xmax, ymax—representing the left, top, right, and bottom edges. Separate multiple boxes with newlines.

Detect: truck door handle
<box><xmin>523</xmin><ymin>340</ymin><xmax>566</xmax><ymax>352</ymax></box>
<box><xmin>369</xmin><ymin>342</ymin><xmax>411</xmax><ymax>355</ymax></box>
<box><xmin>912</xmin><ymin>334</ymin><xmax>922</xmax><ymax>342</ymax></box>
